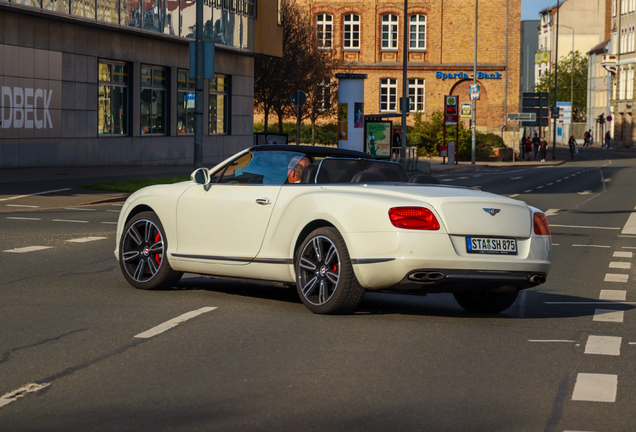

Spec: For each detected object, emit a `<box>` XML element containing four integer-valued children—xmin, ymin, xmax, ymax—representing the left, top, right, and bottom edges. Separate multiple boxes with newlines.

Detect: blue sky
<box><xmin>521</xmin><ymin>0</ymin><xmax>556</xmax><ymax>21</ymax></box>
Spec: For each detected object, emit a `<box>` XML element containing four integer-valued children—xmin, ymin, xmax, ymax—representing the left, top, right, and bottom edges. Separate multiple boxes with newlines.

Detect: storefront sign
<box><xmin>435</xmin><ymin>71</ymin><xmax>502</xmax><ymax>81</ymax></box>
<box><xmin>1</xmin><ymin>87</ymin><xmax>54</xmax><ymax>129</ymax></box>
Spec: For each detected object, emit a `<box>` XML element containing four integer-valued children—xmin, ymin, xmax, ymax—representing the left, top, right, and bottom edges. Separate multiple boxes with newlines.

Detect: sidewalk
<box><xmin>424</xmin><ymin>156</ymin><xmax>565</xmax><ymax>173</ymax></box>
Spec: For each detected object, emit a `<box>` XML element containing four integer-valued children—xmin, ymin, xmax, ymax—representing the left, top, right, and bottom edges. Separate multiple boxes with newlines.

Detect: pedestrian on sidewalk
<box><xmin>568</xmin><ymin>135</ymin><xmax>577</xmax><ymax>159</ymax></box>
<box><xmin>540</xmin><ymin>137</ymin><xmax>548</xmax><ymax>162</ymax></box>
<box><xmin>532</xmin><ymin>133</ymin><xmax>540</xmax><ymax>160</ymax></box>
<box><xmin>603</xmin><ymin>130</ymin><xmax>612</xmax><ymax>149</ymax></box>
<box><xmin>583</xmin><ymin>130</ymin><xmax>590</xmax><ymax>147</ymax></box>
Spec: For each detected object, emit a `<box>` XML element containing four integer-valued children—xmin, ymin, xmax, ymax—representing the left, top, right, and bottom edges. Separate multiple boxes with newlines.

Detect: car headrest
<box><xmin>408</xmin><ymin>174</ymin><xmax>440</xmax><ymax>184</ymax></box>
<box><xmin>301</xmin><ymin>164</ymin><xmax>319</xmax><ymax>183</ymax></box>
<box><xmin>351</xmin><ymin>171</ymin><xmax>386</xmax><ymax>183</ymax></box>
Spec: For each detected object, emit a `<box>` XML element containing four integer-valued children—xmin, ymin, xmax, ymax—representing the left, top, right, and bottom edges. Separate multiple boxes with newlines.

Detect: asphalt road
<box><xmin>1</xmin><ymin>146</ymin><xmax>635</xmax><ymax>431</ymax></box>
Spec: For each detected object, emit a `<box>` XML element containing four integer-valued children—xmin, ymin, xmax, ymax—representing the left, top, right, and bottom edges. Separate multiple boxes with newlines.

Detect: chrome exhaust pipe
<box><xmin>528</xmin><ymin>274</ymin><xmax>546</xmax><ymax>285</ymax></box>
<box><xmin>408</xmin><ymin>271</ymin><xmax>446</xmax><ymax>282</ymax></box>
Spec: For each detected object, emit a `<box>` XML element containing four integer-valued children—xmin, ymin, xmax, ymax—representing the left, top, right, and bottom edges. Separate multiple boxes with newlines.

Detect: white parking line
<box><xmin>6</xmin><ymin>217</ymin><xmax>41</xmax><ymax>221</ymax></box>
<box><xmin>0</xmin><ymin>383</ymin><xmax>50</xmax><ymax>409</ymax></box>
<box><xmin>609</xmin><ymin>261</ymin><xmax>631</xmax><ymax>269</ymax></box>
<box><xmin>66</xmin><ymin>237</ymin><xmax>107</xmax><ymax>243</ymax></box>
<box><xmin>52</xmin><ymin>219</ymin><xmax>89</xmax><ymax>224</ymax></box>
<box><xmin>613</xmin><ymin>251</ymin><xmax>633</xmax><ymax>258</ymax></box>
<box><xmin>604</xmin><ymin>274</ymin><xmax>629</xmax><ymax>283</ymax></box>
<box><xmin>3</xmin><ymin>246</ymin><xmax>53</xmax><ymax>253</ymax></box>
<box><xmin>134</xmin><ymin>307</ymin><xmax>217</xmax><ymax>339</ymax></box>
<box><xmin>571</xmin><ymin>373</ymin><xmax>617</xmax><ymax>402</ymax></box>
<box><xmin>593</xmin><ymin>309</ymin><xmax>624</xmax><ymax>323</ymax></box>
<box><xmin>584</xmin><ymin>335</ymin><xmax>622</xmax><ymax>356</ymax></box>
<box><xmin>0</xmin><ymin>188</ymin><xmax>72</xmax><ymax>202</ymax></box>
<box><xmin>600</xmin><ymin>290</ymin><xmax>627</xmax><ymax>301</ymax></box>
<box><xmin>551</xmin><ymin>224</ymin><xmax>620</xmax><ymax>230</ymax></box>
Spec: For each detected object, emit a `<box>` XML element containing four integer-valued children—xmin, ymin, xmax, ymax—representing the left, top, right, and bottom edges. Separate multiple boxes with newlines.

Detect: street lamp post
<box><xmin>551</xmin><ymin>0</ymin><xmax>560</xmax><ymax>159</ymax></box>
<box><xmin>558</xmin><ymin>24</ymin><xmax>575</xmax><ymax>109</ymax></box>
<box><xmin>471</xmin><ymin>0</ymin><xmax>478</xmax><ymax>165</ymax></box>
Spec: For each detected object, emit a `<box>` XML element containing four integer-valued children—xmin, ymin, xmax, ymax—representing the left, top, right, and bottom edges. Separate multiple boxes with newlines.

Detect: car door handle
<box><xmin>255</xmin><ymin>198</ymin><xmax>272</xmax><ymax>205</ymax></box>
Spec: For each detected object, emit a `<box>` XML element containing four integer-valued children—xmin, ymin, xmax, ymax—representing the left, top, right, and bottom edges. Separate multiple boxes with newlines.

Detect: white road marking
<box><xmin>556</xmin><ymin>179</ymin><xmax>562</xmax><ymax>182</ymax></box>
<box><xmin>550</xmin><ymin>224</ymin><xmax>620</xmax><ymax>230</ymax></box>
<box><xmin>66</xmin><ymin>237</ymin><xmax>107</xmax><ymax>243</ymax></box>
<box><xmin>621</xmin><ymin>246</ymin><xmax>636</xmax><ymax>249</ymax></box>
<box><xmin>603</xmin><ymin>178</ymin><xmax>612</xmax><ymax>182</ymax></box>
<box><xmin>52</xmin><ymin>219</ymin><xmax>89</xmax><ymax>224</ymax></box>
<box><xmin>6</xmin><ymin>217</ymin><xmax>41</xmax><ymax>221</ymax></box>
<box><xmin>609</xmin><ymin>261</ymin><xmax>631</xmax><ymax>269</ymax></box>
<box><xmin>544</xmin><ymin>209</ymin><xmax>560</xmax><ymax>217</ymax></box>
<box><xmin>600</xmin><ymin>290</ymin><xmax>627</xmax><ymax>301</ymax></box>
<box><xmin>0</xmin><ymin>188</ymin><xmax>72</xmax><ymax>202</ymax></box>
<box><xmin>509</xmin><ymin>194</ymin><xmax>520</xmax><ymax>198</ymax></box>
<box><xmin>6</xmin><ymin>204</ymin><xmax>39</xmax><ymax>208</ymax></box>
<box><xmin>552</xmin><ymin>243</ymin><xmax>560</xmax><ymax>246</ymax></box>
<box><xmin>571</xmin><ymin>373</ymin><xmax>617</xmax><ymax>402</ymax></box>
<box><xmin>111</xmin><ymin>204</ymin><xmax>123</xmax><ymax>207</ymax></box>
<box><xmin>545</xmin><ymin>302</ymin><xmax>635</xmax><ymax>305</ymax></box>
<box><xmin>572</xmin><ymin>245</ymin><xmax>610</xmax><ymax>248</ymax></box>
<box><xmin>528</xmin><ymin>340</ymin><xmax>576</xmax><ymax>343</ymax></box>
<box><xmin>3</xmin><ymin>246</ymin><xmax>53</xmax><ymax>253</ymax></box>
<box><xmin>441</xmin><ymin>179</ymin><xmax>454</xmax><ymax>182</ymax></box>
<box><xmin>578</xmin><ymin>191</ymin><xmax>594</xmax><ymax>195</ymax></box>
<box><xmin>536</xmin><ymin>186</ymin><xmax>544</xmax><ymax>189</ymax></box>
<box><xmin>64</xmin><ymin>208</ymin><xmax>95</xmax><ymax>211</ymax></box>
<box><xmin>613</xmin><ymin>251</ymin><xmax>633</xmax><ymax>258</ymax></box>
<box><xmin>510</xmin><ymin>177</ymin><xmax>523</xmax><ymax>180</ymax></box>
<box><xmin>0</xmin><ymin>383</ymin><xmax>50</xmax><ymax>408</ymax></box>
<box><xmin>101</xmin><ymin>222</ymin><xmax>118</xmax><ymax>225</ymax></box>
<box><xmin>629</xmin><ymin>342</ymin><xmax>636</xmax><ymax>345</ymax></box>
<box><xmin>547</xmin><ymin>183</ymin><xmax>554</xmax><ymax>186</ymax></box>
<box><xmin>564</xmin><ymin>176</ymin><xmax>570</xmax><ymax>179</ymax></box>
<box><xmin>604</xmin><ymin>274</ymin><xmax>629</xmax><ymax>283</ymax></box>
<box><xmin>593</xmin><ymin>309</ymin><xmax>624</xmax><ymax>323</ymax></box>
<box><xmin>134</xmin><ymin>307</ymin><xmax>217</xmax><ymax>339</ymax></box>
<box><xmin>621</xmin><ymin>206</ymin><xmax>636</xmax><ymax>234</ymax></box>
<box><xmin>584</xmin><ymin>335</ymin><xmax>622</xmax><ymax>356</ymax></box>
<box><xmin>524</xmin><ymin>189</ymin><xmax>533</xmax><ymax>193</ymax></box>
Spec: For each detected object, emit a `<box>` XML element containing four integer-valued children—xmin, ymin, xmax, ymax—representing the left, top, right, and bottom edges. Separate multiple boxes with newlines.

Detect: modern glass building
<box><xmin>0</xmin><ymin>0</ymin><xmax>282</xmax><ymax>167</ymax></box>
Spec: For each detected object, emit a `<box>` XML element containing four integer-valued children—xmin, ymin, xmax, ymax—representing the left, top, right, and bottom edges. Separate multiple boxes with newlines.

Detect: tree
<box><xmin>534</xmin><ymin>51</ymin><xmax>588</xmax><ymax>122</ymax></box>
<box><xmin>254</xmin><ymin>0</ymin><xmax>337</xmax><ymax>138</ymax></box>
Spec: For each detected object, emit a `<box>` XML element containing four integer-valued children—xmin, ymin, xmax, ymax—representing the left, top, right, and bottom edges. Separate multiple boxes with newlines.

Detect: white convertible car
<box><xmin>115</xmin><ymin>145</ymin><xmax>551</xmax><ymax>314</ymax></box>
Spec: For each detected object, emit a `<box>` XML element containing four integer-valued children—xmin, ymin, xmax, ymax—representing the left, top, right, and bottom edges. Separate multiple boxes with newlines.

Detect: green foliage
<box><xmin>407</xmin><ymin>110</ymin><xmax>504</xmax><ymax>160</ymax></box>
<box><xmin>534</xmin><ymin>51</ymin><xmax>588</xmax><ymax>122</ymax></box>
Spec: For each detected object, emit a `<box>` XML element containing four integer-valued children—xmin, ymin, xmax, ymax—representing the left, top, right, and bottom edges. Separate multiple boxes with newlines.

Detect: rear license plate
<box><xmin>466</xmin><ymin>237</ymin><xmax>517</xmax><ymax>255</ymax></box>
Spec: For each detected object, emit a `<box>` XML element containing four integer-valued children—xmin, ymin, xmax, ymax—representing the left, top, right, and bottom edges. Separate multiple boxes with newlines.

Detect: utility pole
<box><xmin>400</xmin><ymin>0</ymin><xmax>408</xmax><ymax>166</ymax></box>
<box><xmin>551</xmin><ymin>0</ymin><xmax>560</xmax><ymax>160</ymax></box>
<box><xmin>193</xmin><ymin>0</ymin><xmax>204</xmax><ymax>169</ymax></box>
<box><xmin>471</xmin><ymin>0</ymin><xmax>478</xmax><ymax>165</ymax></box>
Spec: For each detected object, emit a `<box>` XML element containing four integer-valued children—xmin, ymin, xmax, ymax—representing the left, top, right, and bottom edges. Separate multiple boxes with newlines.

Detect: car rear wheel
<box><xmin>453</xmin><ymin>290</ymin><xmax>519</xmax><ymax>313</ymax></box>
<box><xmin>119</xmin><ymin>211</ymin><xmax>182</xmax><ymax>290</ymax></box>
<box><xmin>295</xmin><ymin>227</ymin><xmax>364</xmax><ymax>314</ymax></box>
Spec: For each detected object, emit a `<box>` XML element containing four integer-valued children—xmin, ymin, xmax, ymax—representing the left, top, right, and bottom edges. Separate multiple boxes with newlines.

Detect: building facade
<box><xmin>587</xmin><ymin>38</ymin><xmax>611</xmax><ymax>144</ymax></box>
<box><xmin>605</xmin><ymin>0</ymin><xmax>636</xmax><ymax>145</ymax></box>
<box><xmin>521</xmin><ymin>20</ymin><xmax>539</xmax><ymax>94</ymax></box>
<box><xmin>299</xmin><ymin>0</ymin><xmax>521</xmax><ymax>132</ymax></box>
<box><xmin>0</xmin><ymin>0</ymin><xmax>282</xmax><ymax>168</ymax></box>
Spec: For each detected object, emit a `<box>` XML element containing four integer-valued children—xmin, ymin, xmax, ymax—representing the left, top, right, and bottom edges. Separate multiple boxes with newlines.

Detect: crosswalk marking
<box><xmin>2</xmin><ymin>246</ymin><xmax>53</xmax><ymax>253</ymax></box>
<box><xmin>613</xmin><ymin>251</ymin><xmax>633</xmax><ymax>258</ymax></box>
<box><xmin>584</xmin><ymin>335</ymin><xmax>622</xmax><ymax>356</ymax></box>
<box><xmin>609</xmin><ymin>261</ymin><xmax>631</xmax><ymax>269</ymax></box>
<box><xmin>599</xmin><ymin>290</ymin><xmax>627</xmax><ymax>301</ymax></box>
<box><xmin>593</xmin><ymin>309</ymin><xmax>624</xmax><ymax>323</ymax></box>
<box><xmin>604</xmin><ymin>273</ymin><xmax>629</xmax><ymax>283</ymax></box>
<box><xmin>571</xmin><ymin>373</ymin><xmax>617</xmax><ymax>402</ymax></box>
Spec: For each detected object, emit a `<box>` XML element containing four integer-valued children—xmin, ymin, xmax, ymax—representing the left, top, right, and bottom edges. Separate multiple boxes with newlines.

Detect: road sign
<box><xmin>521</xmin><ymin>92</ymin><xmax>549</xmax><ymax>127</ymax></box>
<box><xmin>606</xmin><ymin>115</ymin><xmax>613</xmax><ymax>121</ymax></box>
<box><xmin>291</xmin><ymin>90</ymin><xmax>307</xmax><ymax>107</ymax></box>
<box><xmin>445</xmin><ymin>95</ymin><xmax>458</xmax><ymax>125</ymax></box>
<box><xmin>507</xmin><ymin>112</ymin><xmax>536</xmax><ymax>122</ymax></box>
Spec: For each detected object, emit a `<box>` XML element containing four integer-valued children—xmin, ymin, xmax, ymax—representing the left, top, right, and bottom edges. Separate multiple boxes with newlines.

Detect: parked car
<box><xmin>115</xmin><ymin>145</ymin><xmax>551</xmax><ymax>314</ymax></box>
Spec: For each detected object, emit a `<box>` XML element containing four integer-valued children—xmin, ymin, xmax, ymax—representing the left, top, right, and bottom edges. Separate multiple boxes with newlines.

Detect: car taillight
<box><xmin>389</xmin><ymin>207</ymin><xmax>440</xmax><ymax>230</ymax></box>
<box><xmin>533</xmin><ymin>212</ymin><xmax>550</xmax><ymax>235</ymax></box>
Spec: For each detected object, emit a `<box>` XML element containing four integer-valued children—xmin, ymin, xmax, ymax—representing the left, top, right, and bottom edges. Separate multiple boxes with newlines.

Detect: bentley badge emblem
<box><xmin>483</xmin><ymin>208</ymin><xmax>501</xmax><ymax>216</ymax></box>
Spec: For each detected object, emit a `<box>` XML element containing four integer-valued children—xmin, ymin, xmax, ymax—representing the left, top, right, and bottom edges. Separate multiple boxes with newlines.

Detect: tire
<box><xmin>295</xmin><ymin>227</ymin><xmax>364</xmax><ymax>314</ymax></box>
<box><xmin>119</xmin><ymin>211</ymin><xmax>183</xmax><ymax>290</ymax></box>
<box><xmin>453</xmin><ymin>290</ymin><xmax>519</xmax><ymax>313</ymax></box>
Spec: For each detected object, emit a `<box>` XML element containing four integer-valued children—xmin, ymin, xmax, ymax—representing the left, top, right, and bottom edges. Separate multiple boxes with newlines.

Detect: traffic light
<box><xmin>598</xmin><ymin>113</ymin><xmax>605</xmax><ymax>124</ymax></box>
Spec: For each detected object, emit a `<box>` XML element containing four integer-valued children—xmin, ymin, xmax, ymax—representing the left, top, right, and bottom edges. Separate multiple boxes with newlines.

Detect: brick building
<box><xmin>298</xmin><ymin>0</ymin><xmax>521</xmax><ymax>132</ymax></box>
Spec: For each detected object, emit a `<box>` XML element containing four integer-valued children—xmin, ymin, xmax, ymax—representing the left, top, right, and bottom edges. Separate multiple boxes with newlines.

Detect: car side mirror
<box><xmin>191</xmin><ymin>167</ymin><xmax>210</xmax><ymax>185</ymax></box>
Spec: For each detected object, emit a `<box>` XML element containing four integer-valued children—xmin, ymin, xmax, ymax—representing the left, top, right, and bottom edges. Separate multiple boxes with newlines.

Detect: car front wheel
<box><xmin>295</xmin><ymin>227</ymin><xmax>364</xmax><ymax>314</ymax></box>
<box><xmin>119</xmin><ymin>211</ymin><xmax>182</xmax><ymax>290</ymax></box>
<box><xmin>453</xmin><ymin>290</ymin><xmax>519</xmax><ymax>313</ymax></box>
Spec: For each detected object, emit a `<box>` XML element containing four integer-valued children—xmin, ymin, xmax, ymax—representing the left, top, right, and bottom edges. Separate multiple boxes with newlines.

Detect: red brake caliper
<box><xmin>154</xmin><ymin>233</ymin><xmax>162</xmax><ymax>265</ymax></box>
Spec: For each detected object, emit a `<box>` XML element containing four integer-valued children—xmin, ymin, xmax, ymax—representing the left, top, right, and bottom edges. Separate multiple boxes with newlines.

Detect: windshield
<box><xmin>211</xmin><ymin>150</ymin><xmax>309</xmax><ymax>185</ymax></box>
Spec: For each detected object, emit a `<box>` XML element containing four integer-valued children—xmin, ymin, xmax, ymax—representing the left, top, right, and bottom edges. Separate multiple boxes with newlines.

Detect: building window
<box><xmin>209</xmin><ymin>74</ymin><xmax>229</xmax><ymax>134</ymax></box>
<box><xmin>408</xmin><ymin>78</ymin><xmax>425</xmax><ymax>112</ymax></box>
<box><xmin>316</xmin><ymin>14</ymin><xmax>333</xmax><ymax>49</ymax></box>
<box><xmin>317</xmin><ymin>80</ymin><xmax>332</xmax><ymax>112</ymax></box>
<box><xmin>409</xmin><ymin>14</ymin><xmax>426</xmax><ymax>49</ymax></box>
<box><xmin>177</xmin><ymin>70</ymin><xmax>195</xmax><ymax>135</ymax></box>
<box><xmin>380</xmin><ymin>78</ymin><xmax>398</xmax><ymax>112</ymax></box>
<box><xmin>343</xmin><ymin>14</ymin><xmax>360</xmax><ymax>49</ymax></box>
<box><xmin>98</xmin><ymin>61</ymin><xmax>129</xmax><ymax>136</ymax></box>
<box><xmin>381</xmin><ymin>14</ymin><xmax>398</xmax><ymax>50</ymax></box>
<box><xmin>141</xmin><ymin>66</ymin><xmax>167</xmax><ymax>135</ymax></box>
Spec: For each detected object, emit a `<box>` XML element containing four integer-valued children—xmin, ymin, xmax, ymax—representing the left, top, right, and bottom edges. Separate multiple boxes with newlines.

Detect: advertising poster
<box><xmin>365</xmin><ymin>121</ymin><xmax>391</xmax><ymax>158</ymax></box>
<box><xmin>354</xmin><ymin>103</ymin><xmax>364</xmax><ymax>128</ymax></box>
<box><xmin>338</xmin><ymin>103</ymin><xmax>348</xmax><ymax>122</ymax></box>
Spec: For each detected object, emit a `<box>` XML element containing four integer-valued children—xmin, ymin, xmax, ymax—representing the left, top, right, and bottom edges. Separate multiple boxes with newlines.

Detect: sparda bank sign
<box><xmin>436</xmin><ymin>71</ymin><xmax>502</xmax><ymax>81</ymax></box>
